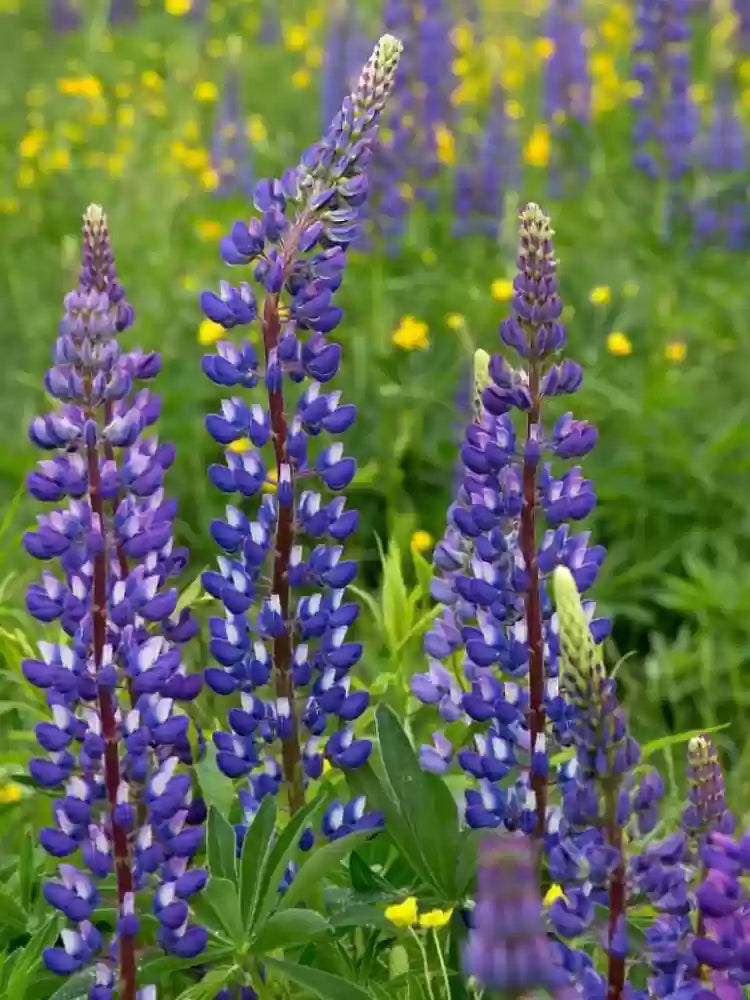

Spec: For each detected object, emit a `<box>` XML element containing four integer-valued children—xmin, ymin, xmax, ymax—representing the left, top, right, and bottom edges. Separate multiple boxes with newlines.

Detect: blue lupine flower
<box><xmin>416</xmin><ymin>206</ymin><xmax>608</xmax><ymax>845</ymax></box>
<box><xmin>201</xmin><ymin>38</ymin><xmax>402</xmax><ymax>844</ymax></box>
<box><xmin>211</xmin><ymin>54</ymin><xmax>254</xmax><ymax>200</ymax></box>
<box><xmin>24</xmin><ymin>205</ymin><xmax>205</xmax><ymax>997</ymax></box>
<box><xmin>694</xmin><ymin>82</ymin><xmax>748</xmax><ymax>249</ymax></box>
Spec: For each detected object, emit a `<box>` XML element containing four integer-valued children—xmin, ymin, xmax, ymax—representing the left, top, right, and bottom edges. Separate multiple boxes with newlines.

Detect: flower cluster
<box><xmin>24</xmin><ymin>205</ymin><xmax>204</xmax><ymax>999</ymax></box>
<box><xmin>200</xmin><ymin>37</ymin><xmax>402</xmax><ymax>840</ymax></box>
<box><xmin>211</xmin><ymin>47</ymin><xmax>254</xmax><ymax>200</ymax></box>
<box><xmin>414</xmin><ymin>203</ymin><xmax>607</xmax><ymax>844</ymax></box>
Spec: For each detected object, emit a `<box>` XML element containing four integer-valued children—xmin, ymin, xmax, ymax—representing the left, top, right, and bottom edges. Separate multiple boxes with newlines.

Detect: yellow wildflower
<box><xmin>664</xmin><ymin>340</ymin><xmax>687</xmax><ymax>363</ymax></box>
<box><xmin>106</xmin><ymin>154</ymin><xmax>124</xmax><ymax>178</ymax></box>
<box><xmin>505</xmin><ymin>99</ymin><xmax>524</xmax><ymax>120</ymax></box>
<box><xmin>491</xmin><ymin>278</ymin><xmax>514</xmax><ymax>302</ymax></box>
<box><xmin>19</xmin><ymin>129</ymin><xmax>46</xmax><ymax>159</ymax></box>
<box><xmin>292</xmin><ymin>68</ymin><xmax>311</xmax><ymax>90</ymax></box>
<box><xmin>385</xmin><ymin>897</ymin><xmax>419</xmax><ymax>929</ymax></box>
<box><xmin>534</xmin><ymin>38</ymin><xmax>556</xmax><ymax>60</ymax></box>
<box><xmin>451</xmin><ymin>23</ymin><xmax>473</xmax><ymax>51</ymax></box>
<box><xmin>501</xmin><ymin>66</ymin><xmax>524</xmax><ymax>91</ymax></box>
<box><xmin>194</xmin><ymin>80</ymin><xmax>218</xmax><ymax>102</ymax></box>
<box><xmin>200</xmin><ymin>168</ymin><xmax>219</xmax><ymax>192</ymax></box>
<box><xmin>589</xmin><ymin>285</ymin><xmax>612</xmax><ymax>306</ymax></box>
<box><xmin>445</xmin><ymin>312</ymin><xmax>465</xmax><ymax>331</ymax></box>
<box><xmin>284</xmin><ymin>25</ymin><xmax>308</xmax><ymax>51</ymax></box>
<box><xmin>392</xmin><ymin>316</ymin><xmax>429</xmax><ymax>351</ymax></box>
<box><xmin>263</xmin><ymin>468</ymin><xmax>278</xmax><ymax>493</ymax></box>
<box><xmin>198</xmin><ymin>318</ymin><xmax>225</xmax><ymax>346</ymax></box>
<box><xmin>0</xmin><ymin>783</ymin><xmax>22</xmax><ymax>805</ymax></box>
<box><xmin>141</xmin><ymin>70</ymin><xmax>163</xmax><ymax>90</ymax></box>
<box><xmin>42</xmin><ymin>148</ymin><xmax>71</xmax><ymax>172</ymax></box>
<box><xmin>452</xmin><ymin>56</ymin><xmax>471</xmax><ymax>77</ymax></box>
<box><xmin>419</xmin><ymin>908</ymin><xmax>453</xmax><ymax>930</ymax></box>
<box><xmin>421</xmin><ymin>248</ymin><xmax>437</xmax><ymax>266</ymax></box>
<box><xmin>17</xmin><ymin>165</ymin><xmax>35</xmax><ymax>188</ymax></box>
<box><xmin>305</xmin><ymin>8</ymin><xmax>322</xmax><ymax>29</ymax></box>
<box><xmin>195</xmin><ymin>219</ymin><xmax>223</xmax><ymax>242</ymax></box>
<box><xmin>622</xmin><ymin>79</ymin><xmax>643</xmax><ymax>100</ymax></box>
<box><xmin>607</xmin><ymin>331</ymin><xmax>633</xmax><ymax>356</ymax></box>
<box><xmin>227</xmin><ymin>439</ymin><xmax>250</xmax><ymax>454</ymax></box>
<box><xmin>523</xmin><ymin>124</ymin><xmax>550</xmax><ymax>167</ymax></box>
<box><xmin>57</xmin><ymin>75</ymin><xmax>102</xmax><ymax>99</ymax></box>
<box><xmin>543</xmin><ymin>884</ymin><xmax>567</xmax><ymax>906</ymax></box>
<box><xmin>435</xmin><ymin>124</ymin><xmax>456</xmax><ymax>165</ymax></box>
<box><xmin>88</xmin><ymin>106</ymin><xmax>109</xmax><ymax>127</ymax></box>
<box><xmin>410</xmin><ymin>530</ymin><xmax>433</xmax><ymax>554</ymax></box>
<box><xmin>165</xmin><ymin>0</ymin><xmax>191</xmax><ymax>14</ymax></box>
<box><xmin>688</xmin><ymin>83</ymin><xmax>708</xmax><ymax>105</ymax></box>
<box><xmin>115</xmin><ymin>82</ymin><xmax>133</xmax><ymax>100</ymax></box>
<box><xmin>740</xmin><ymin>58</ymin><xmax>750</xmax><ymax>84</ymax></box>
<box><xmin>397</xmin><ymin>181</ymin><xmax>414</xmax><ymax>201</ymax></box>
<box><xmin>247</xmin><ymin>115</ymin><xmax>267</xmax><ymax>144</ymax></box>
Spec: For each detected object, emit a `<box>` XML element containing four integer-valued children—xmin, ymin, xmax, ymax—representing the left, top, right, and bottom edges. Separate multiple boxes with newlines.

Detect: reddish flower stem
<box><xmin>86</xmin><ymin>435</ymin><xmax>137</xmax><ymax>1000</ymax></box>
<box><xmin>521</xmin><ymin>364</ymin><xmax>546</xmax><ymax>839</ymax></box>
<box><xmin>606</xmin><ymin>821</ymin><xmax>626</xmax><ymax>1000</ymax></box>
<box><xmin>261</xmin><ymin>295</ymin><xmax>305</xmax><ymax>816</ymax></box>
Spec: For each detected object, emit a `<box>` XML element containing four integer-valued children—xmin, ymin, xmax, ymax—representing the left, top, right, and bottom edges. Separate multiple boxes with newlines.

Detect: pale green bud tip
<box><xmin>472</xmin><ymin>348</ymin><xmax>492</xmax><ymax>420</ymax></box>
<box><xmin>553</xmin><ymin>566</ymin><xmax>602</xmax><ymax>702</ymax></box>
<box><xmin>552</xmin><ymin>565</ymin><xmax>581</xmax><ymax>617</ymax></box>
<box><xmin>84</xmin><ymin>203</ymin><xmax>105</xmax><ymax>228</ymax></box>
<box><xmin>687</xmin><ymin>734</ymin><xmax>716</xmax><ymax>767</ymax></box>
<box><xmin>518</xmin><ymin>202</ymin><xmax>556</xmax><ymax>258</ymax></box>
<box><xmin>355</xmin><ymin>35</ymin><xmax>403</xmax><ymax>114</ymax></box>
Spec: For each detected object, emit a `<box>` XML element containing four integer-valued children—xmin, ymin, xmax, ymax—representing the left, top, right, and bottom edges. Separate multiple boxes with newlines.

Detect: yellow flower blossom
<box><xmin>419</xmin><ymin>908</ymin><xmax>453</xmax><ymax>930</ymax></box>
<box><xmin>194</xmin><ymin>80</ymin><xmax>218</xmax><ymax>102</ymax></box>
<box><xmin>435</xmin><ymin>124</ymin><xmax>455</xmax><ymax>165</ymax></box>
<box><xmin>740</xmin><ymin>58</ymin><xmax>750</xmax><ymax>84</ymax></box>
<box><xmin>392</xmin><ymin>316</ymin><xmax>429</xmax><ymax>351</ymax></box>
<box><xmin>505</xmin><ymin>99</ymin><xmax>524</xmax><ymax>120</ymax></box>
<box><xmin>451</xmin><ymin>23</ymin><xmax>473</xmax><ymax>52</ymax></box>
<box><xmin>589</xmin><ymin>285</ymin><xmax>612</xmax><ymax>306</ymax></box>
<box><xmin>165</xmin><ymin>0</ymin><xmax>191</xmax><ymax>14</ymax></box>
<box><xmin>246</xmin><ymin>115</ymin><xmax>267</xmax><ymax>144</ymax></box>
<box><xmin>292</xmin><ymin>68</ymin><xmax>311</xmax><ymax>90</ymax></box>
<box><xmin>622</xmin><ymin>79</ymin><xmax>643</xmax><ymax>100</ymax></box>
<box><xmin>106</xmin><ymin>154</ymin><xmax>125</xmax><ymax>178</ymax></box>
<box><xmin>117</xmin><ymin>105</ymin><xmax>135</xmax><ymax>128</ymax></box>
<box><xmin>195</xmin><ymin>219</ymin><xmax>223</xmax><ymax>242</ymax></box>
<box><xmin>397</xmin><ymin>181</ymin><xmax>414</xmax><ymax>201</ymax></box>
<box><xmin>198</xmin><ymin>318</ymin><xmax>224</xmax><ymax>345</ymax></box>
<box><xmin>19</xmin><ymin>129</ymin><xmax>46</xmax><ymax>159</ymax></box>
<box><xmin>421</xmin><ymin>248</ymin><xmax>437</xmax><ymax>266</ymax></box>
<box><xmin>306</xmin><ymin>46</ymin><xmax>323</xmax><ymax>69</ymax></box>
<box><xmin>57</xmin><ymin>75</ymin><xmax>102</xmax><ymax>99</ymax></box>
<box><xmin>305</xmin><ymin>8</ymin><xmax>322</xmax><ymax>28</ymax></box>
<box><xmin>17</xmin><ymin>165</ymin><xmax>35</xmax><ymax>188</ymax></box>
<box><xmin>0</xmin><ymin>783</ymin><xmax>22</xmax><ymax>805</ymax></box>
<box><xmin>141</xmin><ymin>70</ymin><xmax>163</xmax><ymax>90</ymax></box>
<box><xmin>115</xmin><ymin>81</ymin><xmax>133</xmax><ymax>99</ymax></box>
<box><xmin>385</xmin><ymin>897</ymin><xmax>419</xmax><ymax>929</ymax></box>
<box><xmin>543</xmin><ymin>884</ymin><xmax>567</xmax><ymax>906</ymax></box>
<box><xmin>664</xmin><ymin>340</ymin><xmax>687</xmax><ymax>363</ymax></box>
<box><xmin>523</xmin><ymin>124</ymin><xmax>550</xmax><ymax>167</ymax></box>
<box><xmin>534</xmin><ymin>38</ymin><xmax>556</xmax><ymax>60</ymax></box>
<box><xmin>410</xmin><ymin>530</ymin><xmax>434</xmax><ymax>554</ymax></box>
<box><xmin>607</xmin><ymin>331</ymin><xmax>632</xmax><ymax>356</ymax></box>
<box><xmin>284</xmin><ymin>25</ymin><xmax>308</xmax><ymax>51</ymax></box>
<box><xmin>227</xmin><ymin>439</ymin><xmax>250</xmax><ymax>454</ymax></box>
<box><xmin>445</xmin><ymin>312</ymin><xmax>464</xmax><ymax>331</ymax></box>
<box><xmin>501</xmin><ymin>66</ymin><xmax>524</xmax><ymax>91</ymax></box>
<box><xmin>41</xmin><ymin>148</ymin><xmax>71</xmax><ymax>172</ymax></box>
<box><xmin>200</xmin><ymin>168</ymin><xmax>219</xmax><ymax>191</ymax></box>
<box><xmin>263</xmin><ymin>468</ymin><xmax>278</xmax><ymax>493</ymax></box>
<box><xmin>88</xmin><ymin>106</ymin><xmax>109</xmax><ymax>127</ymax></box>
<box><xmin>491</xmin><ymin>278</ymin><xmax>514</xmax><ymax>301</ymax></box>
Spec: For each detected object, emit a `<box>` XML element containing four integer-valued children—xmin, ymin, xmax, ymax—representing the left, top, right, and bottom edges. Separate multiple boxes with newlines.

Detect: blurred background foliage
<box><xmin>1</xmin><ymin>0</ymin><xmax>750</xmax><ymax>851</ymax></box>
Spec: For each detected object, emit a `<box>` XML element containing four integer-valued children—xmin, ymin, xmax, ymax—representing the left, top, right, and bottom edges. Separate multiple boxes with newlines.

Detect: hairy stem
<box><xmin>86</xmin><ymin>434</ymin><xmax>137</xmax><ymax>1000</ymax></box>
<box><xmin>521</xmin><ymin>363</ymin><xmax>546</xmax><ymax>838</ymax></box>
<box><xmin>604</xmin><ymin>781</ymin><xmax>626</xmax><ymax>1000</ymax></box>
<box><xmin>262</xmin><ymin>295</ymin><xmax>305</xmax><ymax>815</ymax></box>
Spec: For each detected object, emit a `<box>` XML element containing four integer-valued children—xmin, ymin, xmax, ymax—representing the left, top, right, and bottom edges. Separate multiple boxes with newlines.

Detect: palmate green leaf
<box><xmin>376</xmin><ymin>704</ymin><xmax>460</xmax><ymax>897</ymax></box>
<box><xmin>239</xmin><ymin>794</ymin><xmax>277</xmax><ymax>929</ymax></box>
<box><xmin>206</xmin><ymin>806</ymin><xmax>238</xmax><ymax>883</ymax></box>
<box><xmin>175</xmin><ymin>965</ymin><xmax>239</xmax><ymax>1000</ymax></box>
<box><xmin>262</xmin><ymin>955</ymin><xmax>375</xmax><ymax>1000</ymax></box>
<box><xmin>137</xmin><ymin>944</ymin><xmax>234</xmax><ymax>986</ymax></box>
<box><xmin>195</xmin><ymin>744</ymin><xmax>235</xmax><ymax>820</ymax></box>
<box><xmin>7</xmin><ymin>916</ymin><xmax>60</xmax><ymax>998</ymax></box>
<box><xmin>251</xmin><ymin>908</ymin><xmax>329</xmax><ymax>952</ymax></box>
<box><xmin>47</xmin><ymin>970</ymin><xmax>95</xmax><ymax>1000</ymax></box>
<box><xmin>278</xmin><ymin>829</ymin><xmax>373</xmax><ymax>911</ymax></box>
<box><xmin>255</xmin><ymin>794</ymin><xmax>329</xmax><ymax>924</ymax></box>
<box><xmin>329</xmin><ymin>903</ymin><xmax>394</xmax><ymax>931</ymax></box>
<box><xmin>190</xmin><ymin>876</ymin><xmax>243</xmax><ymax>944</ymax></box>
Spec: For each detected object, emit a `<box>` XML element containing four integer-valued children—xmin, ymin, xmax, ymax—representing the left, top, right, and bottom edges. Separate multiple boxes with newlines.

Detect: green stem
<box><xmin>431</xmin><ymin>930</ymin><xmax>451</xmax><ymax>1000</ymax></box>
<box><xmin>410</xmin><ymin>929</ymin><xmax>438</xmax><ymax>1000</ymax></box>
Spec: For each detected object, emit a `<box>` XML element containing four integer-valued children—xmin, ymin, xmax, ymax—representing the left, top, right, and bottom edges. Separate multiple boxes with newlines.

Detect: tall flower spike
<box><xmin>553</xmin><ymin>566</ymin><xmax>642</xmax><ymax>1000</ymax></box>
<box><xmin>25</xmin><ymin>206</ymin><xmax>204</xmax><ymax>1000</ymax></box>
<box><xmin>464</xmin><ymin>836</ymin><xmax>566</xmax><ymax>994</ymax></box>
<box><xmin>684</xmin><ymin>734</ymin><xmax>735</xmax><ymax>839</ymax></box>
<box><xmin>200</xmin><ymin>37</ymin><xmax>401</xmax><ymax>833</ymax></box>
<box><xmin>416</xmin><ymin>204</ymin><xmax>607</xmax><ymax>850</ymax></box>
<box><xmin>211</xmin><ymin>40</ymin><xmax>253</xmax><ymax>200</ymax></box>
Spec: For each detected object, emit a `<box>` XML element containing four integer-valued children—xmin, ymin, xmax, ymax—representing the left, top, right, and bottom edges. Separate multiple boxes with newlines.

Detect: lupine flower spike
<box><xmin>24</xmin><ymin>205</ymin><xmax>204</xmax><ymax>1000</ymax></box>
<box><xmin>200</xmin><ymin>37</ymin><xmax>402</xmax><ymax>844</ymax></box>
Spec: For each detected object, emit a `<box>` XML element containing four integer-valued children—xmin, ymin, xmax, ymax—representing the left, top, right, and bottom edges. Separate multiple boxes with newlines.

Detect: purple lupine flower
<box><xmin>201</xmin><ymin>37</ymin><xmax>402</xmax><ymax>843</ymax></box>
<box><xmin>258</xmin><ymin>0</ymin><xmax>281</xmax><ymax>44</ymax></box>
<box><xmin>416</xmin><ymin>206</ymin><xmax>608</xmax><ymax>846</ymax></box>
<box><xmin>321</xmin><ymin>3</ymin><xmax>370</xmax><ymax>133</ymax></box>
<box><xmin>108</xmin><ymin>0</ymin><xmax>136</xmax><ymax>25</ymax></box>
<box><xmin>464</xmin><ymin>835</ymin><xmax>565</xmax><ymax>992</ymax></box>
<box><xmin>631</xmin><ymin>0</ymin><xmax>698</xmax><ymax>185</ymax></box>
<box><xmin>25</xmin><ymin>205</ymin><xmax>204</xmax><ymax>999</ymax></box>
<box><xmin>693</xmin><ymin>82</ymin><xmax>748</xmax><ymax>250</ymax></box>
<box><xmin>683</xmin><ymin>734</ymin><xmax>735</xmax><ymax>839</ymax></box>
<box><xmin>50</xmin><ymin>0</ymin><xmax>81</xmax><ymax>31</ymax></box>
<box><xmin>735</xmin><ymin>0</ymin><xmax>750</xmax><ymax>51</ymax></box>
<box><xmin>211</xmin><ymin>57</ymin><xmax>253</xmax><ymax>200</ymax></box>
<box><xmin>453</xmin><ymin>86</ymin><xmax>516</xmax><ymax>240</ymax></box>
<box><xmin>543</xmin><ymin>0</ymin><xmax>590</xmax><ymax>126</ymax></box>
